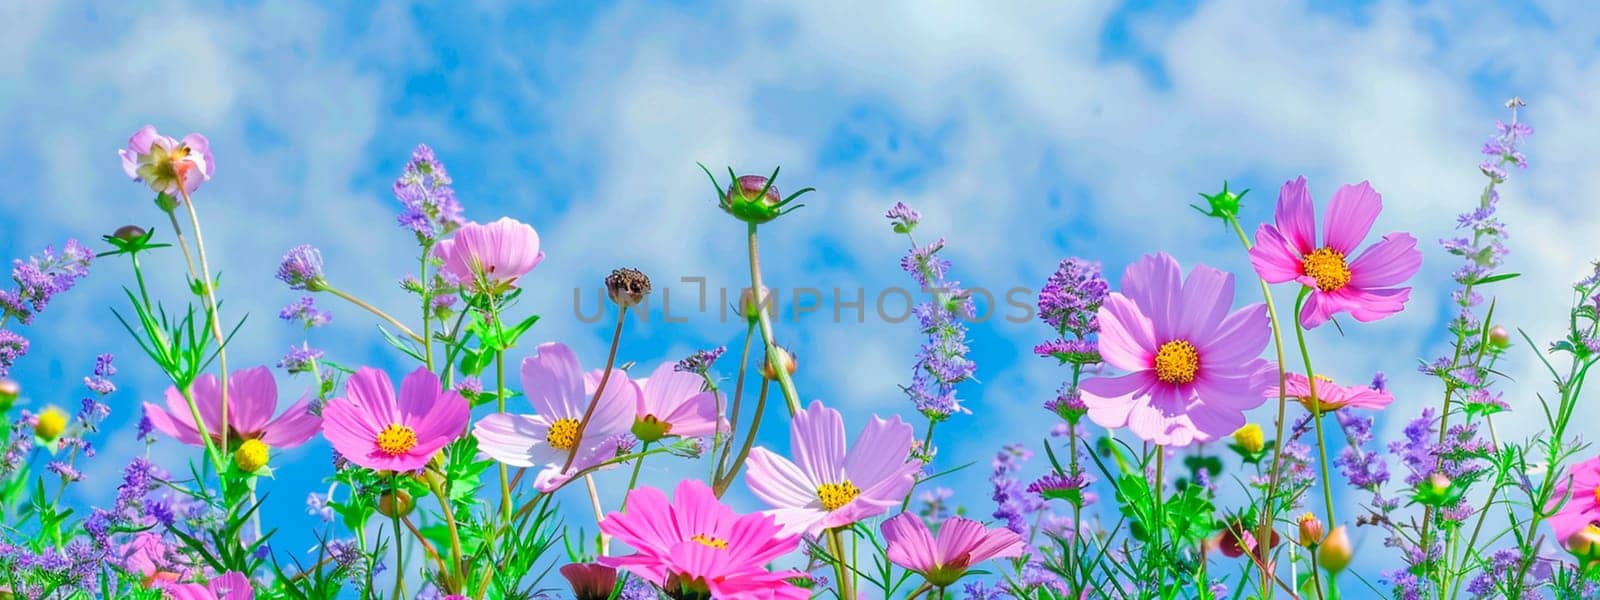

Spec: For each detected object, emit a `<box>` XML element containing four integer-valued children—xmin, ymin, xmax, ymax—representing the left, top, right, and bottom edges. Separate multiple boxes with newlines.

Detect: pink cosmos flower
<box><xmin>120</xmin><ymin>532</ymin><xmax>187</xmax><ymax>586</ymax></box>
<box><xmin>1549</xmin><ymin>455</ymin><xmax>1600</xmax><ymax>547</ymax></box>
<box><xmin>627</xmin><ymin>360</ymin><xmax>722</xmax><ymax>443</ymax></box>
<box><xmin>473</xmin><ymin>342</ymin><xmax>637</xmax><ymax>491</ymax></box>
<box><xmin>1079</xmin><ymin>253</ymin><xmax>1273</xmax><ymax>446</ymax></box>
<box><xmin>1269</xmin><ymin>372</ymin><xmax>1394</xmax><ymax>414</ymax></box>
<box><xmin>745</xmin><ymin>400</ymin><xmax>921</xmax><ymax>537</ymax></box>
<box><xmin>320</xmin><ymin>367</ymin><xmax>469</xmax><ymax>472</ymax></box>
<box><xmin>1248</xmin><ymin>177</ymin><xmax>1422</xmax><ymax>329</ymax></box>
<box><xmin>118</xmin><ymin>125</ymin><xmax>215</xmax><ymax>196</ymax></box>
<box><xmin>600</xmin><ymin>480</ymin><xmax>805</xmax><ymax>600</ymax></box>
<box><xmin>880</xmin><ymin>513</ymin><xmax>1025</xmax><ymax>587</ymax></box>
<box><xmin>433</xmin><ymin>217</ymin><xmax>545</xmax><ymax>295</ymax></box>
<box><xmin>143</xmin><ymin>366</ymin><xmax>321</xmax><ymax>450</ymax></box>
<box><xmin>161</xmin><ymin>572</ymin><xmax>252</xmax><ymax>600</ymax></box>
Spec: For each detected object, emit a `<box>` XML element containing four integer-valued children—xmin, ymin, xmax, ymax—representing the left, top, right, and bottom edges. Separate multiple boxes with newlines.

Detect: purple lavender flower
<box><xmin>393</xmin><ymin>144</ymin><xmax>464</xmax><ymax>240</ymax></box>
<box><xmin>279</xmin><ymin>296</ymin><xmax>332</xmax><ymax>328</ymax></box>
<box><xmin>47</xmin><ymin>460</ymin><xmax>83</xmax><ymax>482</ymax></box>
<box><xmin>277</xmin><ymin>244</ymin><xmax>327</xmax><ymax>291</ymax></box>
<box><xmin>306</xmin><ymin>492</ymin><xmax>334</xmax><ymax>523</ymax></box>
<box><xmin>277</xmin><ymin>343</ymin><xmax>324</xmax><ymax>374</ymax></box>
<box><xmin>890</xmin><ymin>206</ymin><xmax>976</xmax><ymax>419</ymax></box>
<box><xmin>83</xmin><ymin>353</ymin><xmax>117</xmax><ymax>395</ymax></box>
<box><xmin>885</xmin><ymin>202</ymin><xmax>921</xmax><ymax>233</ymax></box>
<box><xmin>1037</xmin><ymin>257</ymin><xmax>1108</xmax><ymax>336</ymax></box>
<box><xmin>0</xmin><ymin>239</ymin><xmax>93</xmax><ymax>325</ymax></box>
<box><xmin>990</xmin><ymin>444</ymin><xmax>1046</xmax><ymax>535</ymax></box>
<box><xmin>0</xmin><ymin>330</ymin><xmax>26</xmax><ymax>378</ymax></box>
<box><xmin>674</xmin><ymin>346</ymin><xmax>726</xmax><ymax>374</ymax></box>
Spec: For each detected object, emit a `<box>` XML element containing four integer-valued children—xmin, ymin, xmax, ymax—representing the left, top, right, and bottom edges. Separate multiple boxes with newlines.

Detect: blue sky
<box><xmin>4</xmin><ymin>0</ymin><xmax>1600</xmax><ymax>591</ymax></box>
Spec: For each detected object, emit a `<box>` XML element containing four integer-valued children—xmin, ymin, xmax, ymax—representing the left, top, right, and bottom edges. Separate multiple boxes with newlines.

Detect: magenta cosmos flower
<box><xmin>628</xmin><ymin>360</ymin><xmax>722</xmax><ymax>443</ymax></box>
<box><xmin>1080</xmin><ymin>253</ymin><xmax>1273</xmax><ymax>446</ymax></box>
<box><xmin>473</xmin><ymin>342</ymin><xmax>636</xmax><ymax>491</ymax></box>
<box><xmin>161</xmin><ymin>572</ymin><xmax>252</xmax><ymax>600</ymax></box>
<box><xmin>745</xmin><ymin>400</ymin><xmax>920</xmax><ymax>537</ymax></box>
<box><xmin>1269</xmin><ymin>372</ymin><xmax>1394</xmax><ymax>414</ymax></box>
<box><xmin>433</xmin><ymin>217</ymin><xmax>545</xmax><ymax>295</ymax></box>
<box><xmin>1549</xmin><ymin>455</ymin><xmax>1600</xmax><ymax>549</ymax></box>
<box><xmin>143</xmin><ymin>366</ymin><xmax>320</xmax><ymax>451</ymax></box>
<box><xmin>118</xmin><ymin>125</ymin><xmax>215</xmax><ymax>196</ymax></box>
<box><xmin>320</xmin><ymin>367</ymin><xmax>469</xmax><ymax>472</ymax></box>
<box><xmin>881</xmin><ymin>513</ymin><xmax>1024</xmax><ymax>587</ymax></box>
<box><xmin>600</xmin><ymin>480</ymin><xmax>805</xmax><ymax>600</ymax></box>
<box><xmin>1248</xmin><ymin>177</ymin><xmax>1422</xmax><ymax>329</ymax></box>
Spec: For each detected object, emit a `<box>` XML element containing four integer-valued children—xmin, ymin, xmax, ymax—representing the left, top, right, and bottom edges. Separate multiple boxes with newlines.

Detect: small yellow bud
<box><xmin>1568</xmin><ymin>524</ymin><xmax>1600</xmax><ymax>563</ymax></box>
<box><xmin>1317</xmin><ymin>525</ymin><xmax>1353</xmax><ymax>574</ymax></box>
<box><xmin>761</xmin><ymin>346</ymin><xmax>797</xmax><ymax>381</ymax></box>
<box><xmin>34</xmin><ymin>406</ymin><xmax>68</xmax><ymax>441</ymax></box>
<box><xmin>1232</xmin><ymin>424</ymin><xmax>1265</xmax><ymax>454</ymax></box>
<box><xmin>1297</xmin><ymin>512</ymin><xmax>1325</xmax><ymax>547</ymax></box>
<box><xmin>234</xmin><ymin>439</ymin><xmax>271</xmax><ymax>473</ymax></box>
<box><xmin>378</xmin><ymin>489</ymin><xmax>415</xmax><ymax>518</ymax></box>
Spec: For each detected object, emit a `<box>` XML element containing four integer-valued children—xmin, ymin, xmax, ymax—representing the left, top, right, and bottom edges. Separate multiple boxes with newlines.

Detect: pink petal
<box><xmin>520</xmin><ymin>342</ymin><xmax>588</xmax><ymax>417</ymax></box>
<box><xmin>1249</xmin><ymin>224</ymin><xmax>1305</xmax><ymax>284</ymax></box>
<box><xmin>1120</xmin><ymin>253</ymin><xmax>1183</xmax><ymax>341</ymax></box>
<box><xmin>258</xmin><ymin>395</ymin><xmax>321</xmax><ymax>448</ymax></box>
<box><xmin>1321</xmin><ymin>181</ymin><xmax>1382</xmax><ymax>255</ymax></box>
<box><xmin>1095</xmin><ymin>295</ymin><xmax>1157</xmax><ymax>372</ymax></box>
<box><xmin>933</xmin><ymin>517</ymin><xmax>987</xmax><ymax>565</ymax></box>
<box><xmin>745</xmin><ymin>448</ymin><xmax>821</xmax><ymax>510</ymax></box>
<box><xmin>318</xmin><ymin>397</ymin><xmax>380</xmax><ymax>467</ymax></box>
<box><xmin>1176</xmin><ymin>262</ymin><xmax>1234</xmax><ymax>341</ymax></box>
<box><xmin>789</xmin><ymin>401</ymin><xmax>846</xmax><ymax>483</ymax></box>
<box><xmin>599</xmin><ymin>485</ymin><xmax>677</xmax><ymax>555</ymax></box>
<box><xmin>126</xmin><ymin>125</ymin><xmax>160</xmax><ymax>155</ymax></box>
<box><xmin>1195</xmin><ymin>303</ymin><xmax>1270</xmax><ymax>366</ymax></box>
<box><xmin>842</xmin><ymin>414</ymin><xmax>915</xmax><ymax>490</ymax></box>
<box><xmin>226</xmin><ymin>366</ymin><xmax>277</xmax><ymax>437</ymax></box>
<box><xmin>395</xmin><ymin>367</ymin><xmax>444</xmax><ymax>422</ymax></box>
<box><xmin>343</xmin><ymin>368</ymin><xmax>399</xmax><ymax>431</ymax></box>
<box><xmin>472</xmin><ymin>413</ymin><xmax>545</xmax><ymax>467</ymax></box>
<box><xmin>144</xmin><ymin>400</ymin><xmax>203</xmax><ymax>446</ymax></box>
<box><xmin>881</xmin><ymin>513</ymin><xmax>937</xmax><ymax>572</ymax></box>
<box><xmin>1348</xmin><ymin>233</ymin><xmax>1422</xmax><ymax>289</ymax></box>
<box><xmin>1125</xmin><ymin>403</ymin><xmax>1200</xmax><ymax>447</ymax></box>
<box><xmin>640</xmin><ymin>362</ymin><xmax>705</xmax><ymax>419</ymax></box>
<box><xmin>1081</xmin><ymin>372</ymin><xmax>1155</xmax><ymax>429</ymax></box>
<box><xmin>1274</xmin><ymin>176</ymin><xmax>1317</xmax><ymax>254</ymax></box>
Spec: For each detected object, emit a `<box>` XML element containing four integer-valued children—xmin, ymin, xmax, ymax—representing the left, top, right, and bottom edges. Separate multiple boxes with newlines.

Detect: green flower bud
<box><xmin>1194</xmin><ymin>181</ymin><xmax>1248</xmax><ymax>220</ymax></box>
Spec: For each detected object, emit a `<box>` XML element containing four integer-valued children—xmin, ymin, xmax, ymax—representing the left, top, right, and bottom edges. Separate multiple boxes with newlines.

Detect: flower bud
<box><xmin>1317</xmin><ymin>525</ymin><xmax>1352</xmax><ymax>574</ymax></box>
<box><xmin>1297</xmin><ymin>512</ymin><xmax>1325</xmax><ymax>547</ymax></box>
<box><xmin>1194</xmin><ymin>181</ymin><xmax>1248</xmax><ymax>220</ymax></box>
<box><xmin>560</xmin><ymin>563</ymin><xmax>620</xmax><ymax>600</ymax></box>
<box><xmin>0</xmin><ymin>379</ymin><xmax>18</xmax><ymax>411</ymax></box>
<box><xmin>378</xmin><ymin>489</ymin><xmax>416</xmax><ymax>518</ymax></box>
<box><xmin>1425</xmin><ymin>472</ymin><xmax>1451</xmax><ymax>497</ymax></box>
<box><xmin>1567</xmin><ymin>524</ymin><xmax>1600</xmax><ymax>563</ymax></box>
<box><xmin>740</xmin><ymin>286</ymin><xmax>772</xmax><ymax>323</ymax></box>
<box><xmin>1232</xmin><ymin>424</ymin><xmax>1265</xmax><ymax>454</ymax></box>
<box><xmin>712</xmin><ymin>169</ymin><xmax>812</xmax><ymax>225</ymax></box>
<box><xmin>234</xmin><ymin>439</ymin><xmax>271</xmax><ymax>473</ymax></box>
<box><xmin>761</xmin><ymin>346</ymin><xmax>797</xmax><ymax>381</ymax></box>
<box><xmin>113</xmin><ymin>225</ymin><xmax>148</xmax><ymax>241</ymax></box>
<box><xmin>632</xmin><ymin>414</ymin><xmax>673</xmax><ymax>444</ymax></box>
<box><xmin>605</xmin><ymin>267</ymin><xmax>652</xmax><ymax>309</ymax></box>
<box><xmin>1489</xmin><ymin>325</ymin><xmax>1511</xmax><ymax>348</ymax></box>
<box><xmin>33</xmin><ymin>406</ymin><xmax>68</xmax><ymax>441</ymax></box>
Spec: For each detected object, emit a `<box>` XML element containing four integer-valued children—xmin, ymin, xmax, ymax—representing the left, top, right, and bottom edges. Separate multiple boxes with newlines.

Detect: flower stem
<box><xmin>324</xmin><ymin>285</ymin><xmax>425</xmax><ymax>344</ymax></box>
<box><xmin>622</xmin><ymin>442</ymin><xmax>650</xmax><ymax>510</ymax></box>
<box><xmin>1291</xmin><ymin>289</ymin><xmax>1337</xmax><ymax>528</ymax></box>
<box><xmin>562</xmin><ymin>307</ymin><xmax>627</xmax><ymax>473</ymax></box>
<box><xmin>747</xmin><ymin>223</ymin><xmax>802</xmax><ymax>416</ymax></box>
<box><xmin>715</xmin><ymin>323</ymin><xmax>758</xmax><ymax>479</ymax></box>
<box><xmin>714</xmin><ymin>379</ymin><xmax>771</xmax><ymax>496</ymax></box>
<box><xmin>176</xmin><ymin>190</ymin><xmax>233</xmax><ymax>459</ymax></box>
<box><xmin>389</xmin><ymin>475</ymin><xmax>407</xmax><ymax>600</ymax></box>
<box><xmin>495</xmin><ymin>347</ymin><xmax>512</xmax><ymax>525</ymax></box>
<box><xmin>585</xmin><ymin>473</ymin><xmax>610</xmax><ymax>555</ymax></box>
<box><xmin>826</xmin><ymin>527</ymin><xmax>857</xmax><ymax>600</ymax></box>
<box><xmin>425</xmin><ymin>471</ymin><xmax>465</xmax><ymax>591</ymax></box>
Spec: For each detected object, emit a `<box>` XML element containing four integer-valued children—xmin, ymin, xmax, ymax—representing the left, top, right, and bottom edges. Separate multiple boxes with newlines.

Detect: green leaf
<box><xmin>1473</xmin><ymin>272</ymin><xmax>1521</xmax><ymax>285</ymax></box>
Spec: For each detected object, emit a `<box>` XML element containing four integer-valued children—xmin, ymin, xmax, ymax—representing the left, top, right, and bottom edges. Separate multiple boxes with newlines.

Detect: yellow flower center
<box><xmin>1302</xmin><ymin>247</ymin><xmax>1352</xmax><ymax>292</ymax></box>
<box><xmin>690</xmin><ymin>534</ymin><xmax>728</xmax><ymax>550</ymax></box>
<box><xmin>34</xmin><ymin>407</ymin><xmax>68</xmax><ymax>440</ymax></box>
<box><xmin>1153</xmin><ymin>340</ymin><xmax>1200</xmax><ymax>384</ymax></box>
<box><xmin>234</xmin><ymin>439</ymin><xmax>271</xmax><ymax>473</ymax></box>
<box><xmin>817</xmin><ymin>480</ymin><xmax>862</xmax><ymax>511</ymax></box>
<box><xmin>547</xmin><ymin>418</ymin><xmax>581</xmax><ymax>451</ymax></box>
<box><xmin>376</xmin><ymin>424</ymin><xmax>419</xmax><ymax>456</ymax></box>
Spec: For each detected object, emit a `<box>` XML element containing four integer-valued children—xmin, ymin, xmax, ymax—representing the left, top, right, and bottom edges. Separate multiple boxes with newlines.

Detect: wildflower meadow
<box><xmin>3</xmin><ymin>5</ymin><xmax>1599</xmax><ymax>600</ymax></box>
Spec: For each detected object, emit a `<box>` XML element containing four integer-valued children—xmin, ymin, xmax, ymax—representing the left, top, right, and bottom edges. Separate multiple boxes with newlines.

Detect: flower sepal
<box><xmin>1192</xmin><ymin>181</ymin><xmax>1248</xmax><ymax>221</ymax></box>
<box><xmin>702</xmin><ymin>164</ymin><xmax>814</xmax><ymax>225</ymax></box>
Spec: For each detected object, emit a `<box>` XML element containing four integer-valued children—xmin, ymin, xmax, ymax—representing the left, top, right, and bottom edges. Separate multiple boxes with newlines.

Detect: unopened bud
<box><xmin>1232</xmin><ymin>424</ymin><xmax>1264</xmax><ymax>454</ymax></box>
<box><xmin>34</xmin><ymin>406</ymin><xmax>68</xmax><ymax>441</ymax></box>
<box><xmin>378</xmin><ymin>489</ymin><xmax>416</xmax><ymax>518</ymax></box>
<box><xmin>113</xmin><ymin>225</ymin><xmax>148</xmax><ymax>241</ymax></box>
<box><xmin>632</xmin><ymin>414</ymin><xmax>673</xmax><ymax>444</ymax></box>
<box><xmin>234</xmin><ymin>439</ymin><xmax>270</xmax><ymax>473</ymax></box>
<box><xmin>740</xmin><ymin>287</ymin><xmax>772</xmax><ymax>322</ymax></box>
<box><xmin>1567</xmin><ymin>524</ymin><xmax>1600</xmax><ymax>563</ymax></box>
<box><xmin>1489</xmin><ymin>325</ymin><xmax>1511</xmax><ymax>348</ymax></box>
<box><xmin>1317</xmin><ymin>525</ymin><xmax>1352</xmax><ymax>574</ymax></box>
<box><xmin>1297</xmin><ymin>512</ymin><xmax>1325</xmax><ymax>547</ymax></box>
<box><xmin>761</xmin><ymin>346</ymin><xmax>797</xmax><ymax>381</ymax></box>
<box><xmin>605</xmin><ymin>268</ymin><xmax>652</xmax><ymax>308</ymax></box>
<box><xmin>1426</xmin><ymin>472</ymin><xmax>1452</xmax><ymax>497</ymax></box>
<box><xmin>0</xmin><ymin>379</ymin><xmax>18</xmax><ymax>410</ymax></box>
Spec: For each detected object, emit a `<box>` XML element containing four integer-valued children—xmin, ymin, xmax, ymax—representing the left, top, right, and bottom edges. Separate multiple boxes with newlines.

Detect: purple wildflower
<box><xmin>393</xmin><ymin>143</ymin><xmax>464</xmax><ymax>240</ymax></box>
<box><xmin>276</xmin><ymin>244</ymin><xmax>327</xmax><ymax>291</ymax></box>
<box><xmin>991</xmin><ymin>444</ymin><xmax>1046</xmax><ymax>535</ymax></box>
<box><xmin>279</xmin><ymin>296</ymin><xmax>332</xmax><ymax>328</ymax></box>
<box><xmin>277</xmin><ymin>343</ymin><xmax>324</xmax><ymax>374</ymax></box>
<box><xmin>891</xmin><ymin>205</ymin><xmax>976</xmax><ymax>418</ymax></box>
<box><xmin>674</xmin><ymin>346</ymin><xmax>727</xmax><ymax>374</ymax></box>
<box><xmin>0</xmin><ymin>239</ymin><xmax>93</xmax><ymax>326</ymax></box>
<box><xmin>885</xmin><ymin>202</ymin><xmax>921</xmax><ymax>232</ymax></box>
<box><xmin>1037</xmin><ymin>258</ymin><xmax>1108</xmax><ymax>336</ymax></box>
<box><xmin>0</xmin><ymin>330</ymin><xmax>26</xmax><ymax>378</ymax></box>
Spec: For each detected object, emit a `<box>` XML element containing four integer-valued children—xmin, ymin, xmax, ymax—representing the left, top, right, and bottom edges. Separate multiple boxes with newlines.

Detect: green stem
<box><xmin>622</xmin><ymin>442</ymin><xmax>650</xmax><ymax>510</ymax></box>
<box><xmin>177</xmin><ymin>189</ymin><xmax>232</xmax><ymax>457</ymax></box>
<box><xmin>746</xmin><ymin>223</ymin><xmax>802</xmax><ymax>416</ymax></box>
<box><xmin>420</xmin><ymin>244</ymin><xmax>434</xmax><ymax>371</ymax></box>
<box><xmin>562</xmin><ymin>307</ymin><xmax>628</xmax><ymax>473</ymax></box>
<box><xmin>1291</xmin><ymin>289</ymin><xmax>1337</xmax><ymax>528</ymax></box>
<box><xmin>715</xmin><ymin>323</ymin><xmax>758</xmax><ymax>479</ymax></box>
<box><xmin>495</xmin><ymin>347</ymin><xmax>512</xmax><ymax>526</ymax></box>
<box><xmin>389</xmin><ymin>475</ymin><xmax>407</xmax><ymax>600</ymax></box>
<box><xmin>714</xmin><ymin>379</ymin><xmax>771</xmax><ymax>496</ymax></box>
<box><xmin>324</xmin><ymin>285</ymin><xmax>425</xmax><ymax>344</ymax></box>
<box><xmin>826</xmin><ymin>527</ymin><xmax>857</xmax><ymax>600</ymax></box>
